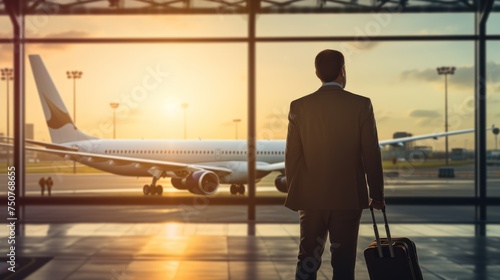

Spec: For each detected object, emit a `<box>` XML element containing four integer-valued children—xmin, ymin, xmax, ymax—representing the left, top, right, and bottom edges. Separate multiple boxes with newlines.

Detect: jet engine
<box><xmin>274</xmin><ymin>174</ymin><xmax>288</xmax><ymax>193</ymax></box>
<box><xmin>171</xmin><ymin>171</ymin><xmax>220</xmax><ymax>195</ymax></box>
<box><xmin>171</xmin><ymin>178</ymin><xmax>187</xmax><ymax>190</ymax></box>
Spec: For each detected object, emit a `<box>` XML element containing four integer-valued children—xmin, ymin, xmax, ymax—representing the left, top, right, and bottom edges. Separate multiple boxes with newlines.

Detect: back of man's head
<box><xmin>315</xmin><ymin>49</ymin><xmax>344</xmax><ymax>82</ymax></box>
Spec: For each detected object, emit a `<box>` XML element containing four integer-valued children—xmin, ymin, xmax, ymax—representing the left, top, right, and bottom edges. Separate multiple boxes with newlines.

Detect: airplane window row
<box><xmin>104</xmin><ymin>150</ymin><xmax>215</xmax><ymax>155</ymax></box>
<box><xmin>103</xmin><ymin>150</ymin><xmax>285</xmax><ymax>155</ymax></box>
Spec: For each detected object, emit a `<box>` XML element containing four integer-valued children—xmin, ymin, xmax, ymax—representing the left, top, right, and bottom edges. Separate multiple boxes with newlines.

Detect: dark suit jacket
<box><xmin>285</xmin><ymin>85</ymin><xmax>384</xmax><ymax>211</ymax></box>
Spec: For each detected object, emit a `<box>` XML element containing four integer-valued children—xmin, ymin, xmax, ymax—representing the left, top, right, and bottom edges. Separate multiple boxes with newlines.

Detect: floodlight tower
<box><xmin>437</xmin><ymin>66</ymin><xmax>456</xmax><ymax>166</ymax></box>
<box><xmin>233</xmin><ymin>119</ymin><xmax>241</xmax><ymax>139</ymax></box>
<box><xmin>182</xmin><ymin>103</ymin><xmax>188</xmax><ymax>139</ymax></box>
<box><xmin>66</xmin><ymin>70</ymin><xmax>83</xmax><ymax>124</ymax></box>
<box><xmin>110</xmin><ymin>102</ymin><xmax>120</xmax><ymax>139</ymax></box>
<box><xmin>67</xmin><ymin>70</ymin><xmax>83</xmax><ymax>173</ymax></box>
<box><xmin>493</xmin><ymin>127</ymin><xmax>499</xmax><ymax>150</ymax></box>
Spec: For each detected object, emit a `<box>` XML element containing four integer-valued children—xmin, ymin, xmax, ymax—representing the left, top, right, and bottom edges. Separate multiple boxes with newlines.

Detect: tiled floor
<box><xmin>2</xmin><ymin>223</ymin><xmax>500</xmax><ymax>279</ymax></box>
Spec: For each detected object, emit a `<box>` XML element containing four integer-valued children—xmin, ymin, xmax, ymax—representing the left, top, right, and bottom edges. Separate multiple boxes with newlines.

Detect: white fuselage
<box><xmin>65</xmin><ymin>139</ymin><xmax>286</xmax><ymax>184</ymax></box>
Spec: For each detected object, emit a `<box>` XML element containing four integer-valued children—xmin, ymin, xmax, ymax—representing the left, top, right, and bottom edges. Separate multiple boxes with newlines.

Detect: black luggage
<box><xmin>364</xmin><ymin>207</ymin><xmax>423</xmax><ymax>280</ymax></box>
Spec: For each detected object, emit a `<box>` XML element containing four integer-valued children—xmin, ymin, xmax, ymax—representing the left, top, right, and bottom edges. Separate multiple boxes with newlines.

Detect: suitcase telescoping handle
<box><xmin>370</xmin><ymin>207</ymin><xmax>395</xmax><ymax>258</ymax></box>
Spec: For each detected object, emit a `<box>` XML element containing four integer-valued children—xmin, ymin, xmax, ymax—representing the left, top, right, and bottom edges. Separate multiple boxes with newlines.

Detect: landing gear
<box><xmin>230</xmin><ymin>184</ymin><xmax>245</xmax><ymax>195</ymax></box>
<box><xmin>143</xmin><ymin>175</ymin><xmax>164</xmax><ymax>196</ymax></box>
<box><xmin>156</xmin><ymin>185</ymin><xmax>163</xmax><ymax>195</ymax></box>
<box><xmin>143</xmin><ymin>184</ymin><xmax>163</xmax><ymax>195</ymax></box>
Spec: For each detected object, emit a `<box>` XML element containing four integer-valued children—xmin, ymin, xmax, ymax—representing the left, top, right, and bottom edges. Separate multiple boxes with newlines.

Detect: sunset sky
<box><xmin>0</xmin><ymin>12</ymin><xmax>499</xmax><ymax>151</ymax></box>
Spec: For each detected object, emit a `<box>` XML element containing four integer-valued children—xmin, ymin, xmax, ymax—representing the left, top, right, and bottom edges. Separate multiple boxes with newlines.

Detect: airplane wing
<box><xmin>0</xmin><ymin>143</ymin><xmax>232</xmax><ymax>177</ymax></box>
<box><xmin>378</xmin><ymin>127</ymin><xmax>494</xmax><ymax>147</ymax></box>
<box><xmin>0</xmin><ymin>137</ymin><xmax>79</xmax><ymax>151</ymax></box>
<box><xmin>254</xmin><ymin>125</ymin><xmax>495</xmax><ymax>172</ymax></box>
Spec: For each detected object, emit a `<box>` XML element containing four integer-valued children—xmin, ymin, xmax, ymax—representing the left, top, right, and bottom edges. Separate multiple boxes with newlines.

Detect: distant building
<box><xmin>451</xmin><ymin>148</ymin><xmax>467</xmax><ymax>161</ymax></box>
<box><xmin>26</xmin><ymin>123</ymin><xmax>34</xmax><ymax>140</ymax></box>
<box><xmin>487</xmin><ymin>150</ymin><xmax>500</xmax><ymax>166</ymax></box>
<box><xmin>392</xmin><ymin>132</ymin><xmax>414</xmax><ymax>150</ymax></box>
<box><xmin>1</xmin><ymin>125</ymin><xmax>38</xmax><ymax>162</ymax></box>
<box><xmin>414</xmin><ymin>145</ymin><xmax>433</xmax><ymax>153</ymax></box>
<box><xmin>26</xmin><ymin>123</ymin><xmax>38</xmax><ymax>162</ymax></box>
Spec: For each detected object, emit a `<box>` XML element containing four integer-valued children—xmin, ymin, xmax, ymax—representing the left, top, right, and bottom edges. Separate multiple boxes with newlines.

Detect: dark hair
<box><xmin>314</xmin><ymin>49</ymin><xmax>344</xmax><ymax>82</ymax></box>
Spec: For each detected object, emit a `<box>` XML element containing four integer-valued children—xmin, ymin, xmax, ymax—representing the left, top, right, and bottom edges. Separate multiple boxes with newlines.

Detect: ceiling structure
<box><xmin>0</xmin><ymin>0</ymin><xmax>499</xmax><ymax>15</ymax></box>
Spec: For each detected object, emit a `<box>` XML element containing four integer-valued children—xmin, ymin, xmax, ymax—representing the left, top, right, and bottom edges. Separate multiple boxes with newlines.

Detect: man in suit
<box><xmin>285</xmin><ymin>49</ymin><xmax>385</xmax><ymax>280</ymax></box>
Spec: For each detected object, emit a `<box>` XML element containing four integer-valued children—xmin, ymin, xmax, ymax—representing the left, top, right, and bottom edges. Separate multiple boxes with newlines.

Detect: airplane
<box><xmin>0</xmin><ymin>55</ymin><xmax>489</xmax><ymax>196</ymax></box>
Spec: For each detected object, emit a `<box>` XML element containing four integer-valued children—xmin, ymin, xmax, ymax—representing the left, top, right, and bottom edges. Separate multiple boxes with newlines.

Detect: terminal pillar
<box><xmin>5</xmin><ymin>0</ymin><xmax>26</xmax><ymax>239</ymax></box>
<box><xmin>474</xmin><ymin>0</ymin><xmax>493</xmax><ymax>237</ymax></box>
<box><xmin>247</xmin><ymin>0</ymin><xmax>259</xmax><ymax>224</ymax></box>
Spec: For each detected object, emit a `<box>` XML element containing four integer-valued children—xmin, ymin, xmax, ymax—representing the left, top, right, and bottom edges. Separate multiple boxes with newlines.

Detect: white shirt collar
<box><xmin>322</xmin><ymin>81</ymin><xmax>343</xmax><ymax>88</ymax></box>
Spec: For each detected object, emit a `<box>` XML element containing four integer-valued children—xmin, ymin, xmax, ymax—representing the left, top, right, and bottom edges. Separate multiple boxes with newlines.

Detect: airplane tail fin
<box><xmin>29</xmin><ymin>55</ymin><xmax>96</xmax><ymax>143</ymax></box>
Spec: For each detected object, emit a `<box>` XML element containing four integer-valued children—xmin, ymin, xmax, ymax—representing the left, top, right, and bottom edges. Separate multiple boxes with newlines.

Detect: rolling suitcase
<box><xmin>364</xmin><ymin>207</ymin><xmax>423</xmax><ymax>280</ymax></box>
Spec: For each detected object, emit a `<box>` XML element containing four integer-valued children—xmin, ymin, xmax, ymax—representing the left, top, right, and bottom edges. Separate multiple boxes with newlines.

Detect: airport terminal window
<box><xmin>2</xmin><ymin>7</ymin><xmax>496</xmax><ymax>243</ymax></box>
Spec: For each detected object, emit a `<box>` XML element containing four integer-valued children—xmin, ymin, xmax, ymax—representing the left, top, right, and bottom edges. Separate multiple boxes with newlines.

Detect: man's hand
<box><xmin>370</xmin><ymin>199</ymin><xmax>385</xmax><ymax>210</ymax></box>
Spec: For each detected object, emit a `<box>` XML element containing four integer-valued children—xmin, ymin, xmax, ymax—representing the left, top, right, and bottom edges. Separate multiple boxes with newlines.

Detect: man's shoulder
<box><xmin>341</xmin><ymin>89</ymin><xmax>371</xmax><ymax>103</ymax></box>
<box><xmin>290</xmin><ymin>92</ymin><xmax>315</xmax><ymax>107</ymax></box>
<box><xmin>292</xmin><ymin>88</ymin><xmax>371</xmax><ymax>104</ymax></box>
<box><xmin>292</xmin><ymin>91</ymin><xmax>316</xmax><ymax>102</ymax></box>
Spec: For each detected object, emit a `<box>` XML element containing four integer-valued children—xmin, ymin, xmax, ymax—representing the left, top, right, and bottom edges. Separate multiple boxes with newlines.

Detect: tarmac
<box><xmin>1</xmin><ymin>221</ymin><xmax>500</xmax><ymax>279</ymax></box>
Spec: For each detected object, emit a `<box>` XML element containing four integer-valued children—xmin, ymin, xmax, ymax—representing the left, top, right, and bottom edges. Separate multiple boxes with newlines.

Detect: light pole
<box><xmin>233</xmin><ymin>119</ymin><xmax>241</xmax><ymax>139</ymax></box>
<box><xmin>66</xmin><ymin>70</ymin><xmax>83</xmax><ymax>124</ymax></box>
<box><xmin>1</xmin><ymin>68</ymin><xmax>13</xmax><ymax>166</ymax></box>
<box><xmin>110</xmin><ymin>102</ymin><xmax>119</xmax><ymax>139</ymax></box>
<box><xmin>182</xmin><ymin>103</ymin><xmax>188</xmax><ymax>139</ymax></box>
<box><xmin>67</xmin><ymin>70</ymin><xmax>83</xmax><ymax>173</ymax></box>
<box><xmin>437</xmin><ymin>66</ymin><xmax>456</xmax><ymax>166</ymax></box>
<box><xmin>494</xmin><ymin>127</ymin><xmax>499</xmax><ymax>151</ymax></box>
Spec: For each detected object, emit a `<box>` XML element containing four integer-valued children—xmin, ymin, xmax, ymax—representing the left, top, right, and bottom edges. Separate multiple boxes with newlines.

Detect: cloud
<box><xmin>35</xmin><ymin>30</ymin><xmax>90</xmax><ymax>50</ymax></box>
<box><xmin>408</xmin><ymin>109</ymin><xmax>442</xmax><ymax>127</ymax></box>
<box><xmin>374</xmin><ymin>110</ymin><xmax>390</xmax><ymax>123</ymax></box>
<box><xmin>488</xmin><ymin>96</ymin><xmax>500</xmax><ymax>104</ymax></box>
<box><xmin>41</xmin><ymin>30</ymin><xmax>89</xmax><ymax>39</ymax></box>
<box><xmin>347</xmin><ymin>41</ymin><xmax>379</xmax><ymax>51</ymax></box>
<box><xmin>408</xmin><ymin>109</ymin><xmax>441</xmax><ymax>118</ymax></box>
<box><xmin>401</xmin><ymin>61</ymin><xmax>500</xmax><ymax>91</ymax></box>
<box><xmin>0</xmin><ymin>44</ymin><xmax>12</xmax><ymax>62</ymax></box>
<box><xmin>0</xmin><ymin>32</ymin><xmax>13</xmax><ymax>62</ymax></box>
<box><xmin>400</xmin><ymin>68</ymin><xmax>440</xmax><ymax>82</ymax></box>
<box><xmin>0</xmin><ymin>30</ymin><xmax>91</xmax><ymax>58</ymax></box>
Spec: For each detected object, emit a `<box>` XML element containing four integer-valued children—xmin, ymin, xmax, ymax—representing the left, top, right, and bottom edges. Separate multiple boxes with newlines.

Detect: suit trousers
<box><xmin>295</xmin><ymin>209</ymin><xmax>362</xmax><ymax>280</ymax></box>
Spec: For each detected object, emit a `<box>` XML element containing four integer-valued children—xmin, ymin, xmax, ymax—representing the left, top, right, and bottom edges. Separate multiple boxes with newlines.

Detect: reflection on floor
<box><xmin>1</xmin><ymin>223</ymin><xmax>500</xmax><ymax>280</ymax></box>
